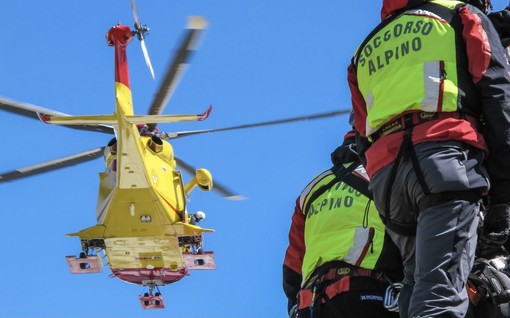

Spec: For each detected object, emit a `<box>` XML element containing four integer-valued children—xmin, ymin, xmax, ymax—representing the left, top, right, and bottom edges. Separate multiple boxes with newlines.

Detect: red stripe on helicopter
<box><xmin>38</xmin><ymin>113</ymin><xmax>52</xmax><ymax>124</ymax></box>
<box><xmin>197</xmin><ymin>105</ymin><xmax>213</xmax><ymax>121</ymax></box>
<box><xmin>155</xmin><ymin>189</ymin><xmax>182</xmax><ymax>218</ymax></box>
<box><xmin>106</xmin><ymin>25</ymin><xmax>133</xmax><ymax>88</ymax></box>
<box><xmin>97</xmin><ymin>193</ymin><xmax>114</xmax><ymax>222</ymax></box>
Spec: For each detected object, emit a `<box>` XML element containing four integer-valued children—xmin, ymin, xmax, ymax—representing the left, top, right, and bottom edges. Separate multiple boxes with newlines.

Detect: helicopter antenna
<box><xmin>130</xmin><ymin>0</ymin><xmax>155</xmax><ymax>79</ymax></box>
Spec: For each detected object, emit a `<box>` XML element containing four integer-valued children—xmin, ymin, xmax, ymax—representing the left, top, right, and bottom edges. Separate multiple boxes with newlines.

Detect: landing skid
<box><xmin>139</xmin><ymin>280</ymin><xmax>165</xmax><ymax>309</ymax></box>
<box><xmin>66</xmin><ymin>253</ymin><xmax>102</xmax><ymax>274</ymax></box>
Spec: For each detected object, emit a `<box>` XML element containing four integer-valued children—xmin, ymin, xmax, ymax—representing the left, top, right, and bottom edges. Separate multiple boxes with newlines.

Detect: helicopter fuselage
<box><xmin>48</xmin><ymin>24</ymin><xmax>215</xmax><ymax>287</ymax></box>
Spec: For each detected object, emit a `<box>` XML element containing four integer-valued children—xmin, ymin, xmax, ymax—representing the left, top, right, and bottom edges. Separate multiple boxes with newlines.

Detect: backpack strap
<box><xmin>304</xmin><ymin>160</ymin><xmax>370</xmax><ymax>217</ymax></box>
<box><xmin>332</xmin><ymin>162</ymin><xmax>372</xmax><ymax>199</ymax></box>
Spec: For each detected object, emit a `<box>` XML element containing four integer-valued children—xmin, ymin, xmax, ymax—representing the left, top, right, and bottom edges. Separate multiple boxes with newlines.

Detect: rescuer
<box><xmin>283</xmin><ymin>128</ymin><xmax>403</xmax><ymax>318</ymax></box>
<box><xmin>348</xmin><ymin>0</ymin><xmax>510</xmax><ymax>317</ymax></box>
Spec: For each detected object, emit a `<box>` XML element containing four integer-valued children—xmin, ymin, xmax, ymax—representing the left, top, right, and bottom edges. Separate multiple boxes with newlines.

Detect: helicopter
<box><xmin>0</xmin><ymin>1</ymin><xmax>350</xmax><ymax>310</ymax></box>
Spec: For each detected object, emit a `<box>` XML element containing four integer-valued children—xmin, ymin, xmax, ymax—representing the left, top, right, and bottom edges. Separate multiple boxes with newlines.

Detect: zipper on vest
<box><xmin>438</xmin><ymin>60</ymin><xmax>446</xmax><ymax>112</ymax></box>
<box><xmin>355</xmin><ymin>227</ymin><xmax>375</xmax><ymax>267</ymax></box>
<box><xmin>362</xmin><ymin>199</ymin><xmax>372</xmax><ymax>229</ymax></box>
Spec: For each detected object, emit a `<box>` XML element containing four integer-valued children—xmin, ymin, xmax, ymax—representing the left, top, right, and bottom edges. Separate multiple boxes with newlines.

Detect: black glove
<box><xmin>484</xmin><ymin>204</ymin><xmax>510</xmax><ymax>232</ymax></box>
<box><xmin>477</xmin><ymin>230</ymin><xmax>509</xmax><ymax>258</ymax></box>
<box><xmin>477</xmin><ymin>204</ymin><xmax>510</xmax><ymax>258</ymax></box>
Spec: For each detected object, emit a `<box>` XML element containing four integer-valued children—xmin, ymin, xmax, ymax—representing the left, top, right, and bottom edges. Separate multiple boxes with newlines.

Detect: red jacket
<box><xmin>349</xmin><ymin>0</ymin><xmax>510</xmax><ymax>204</ymax></box>
<box><xmin>282</xmin><ymin>138</ymin><xmax>403</xmax><ymax>313</ymax></box>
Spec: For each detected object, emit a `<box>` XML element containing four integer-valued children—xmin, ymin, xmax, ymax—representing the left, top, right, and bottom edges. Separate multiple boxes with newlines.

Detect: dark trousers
<box><xmin>297</xmin><ymin>287</ymin><xmax>399</xmax><ymax>318</ymax></box>
<box><xmin>369</xmin><ymin>141</ymin><xmax>488</xmax><ymax>318</ymax></box>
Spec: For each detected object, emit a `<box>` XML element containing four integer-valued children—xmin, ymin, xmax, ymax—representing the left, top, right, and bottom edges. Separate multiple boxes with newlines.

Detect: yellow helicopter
<box><xmin>0</xmin><ymin>0</ymin><xmax>349</xmax><ymax>310</ymax></box>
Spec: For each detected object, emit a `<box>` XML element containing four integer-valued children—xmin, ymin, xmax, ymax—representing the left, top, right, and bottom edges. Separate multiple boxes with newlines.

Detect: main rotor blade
<box><xmin>0</xmin><ymin>147</ymin><xmax>105</xmax><ymax>182</ymax></box>
<box><xmin>0</xmin><ymin>97</ymin><xmax>114</xmax><ymax>135</ymax></box>
<box><xmin>130</xmin><ymin>0</ymin><xmax>155</xmax><ymax>79</ymax></box>
<box><xmin>159</xmin><ymin>109</ymin><xmax>350</xmax><ymax>140</ymax></box>
<box><xmin>130</xmin><ymin>0</ymin><xmax>141</xmax><ymax>28</ymax></box>
<box><xmin>141</xmin><ymin>39</ymin><xmax>155</xmax><ymax>79</ymax></box>
<box><xmin>175</xmin><ymin>156</ymin><xmax>245</xmax><ymax>200</ymax></box>
<box><xmin>147</xmin><ymin>16</ymin><xmax>207</xmax><ymax>131</ymax></box>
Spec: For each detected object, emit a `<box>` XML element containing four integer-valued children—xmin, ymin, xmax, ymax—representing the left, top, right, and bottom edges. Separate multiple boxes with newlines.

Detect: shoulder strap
<box><xmin>332</xmin><ymin>163</ymin><xmax>372</xmax><ymax>199</ymax></box>
<box><xmin>303</xmin><ymin>160</ymin><xmax>371</xmax><ymax>217</ymax></box>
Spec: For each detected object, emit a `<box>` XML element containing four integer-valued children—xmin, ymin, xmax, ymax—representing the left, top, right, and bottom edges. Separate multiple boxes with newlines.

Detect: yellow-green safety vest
<box><xmin>354</xmin><ymin>0</ymin><xmax>463</xmax><ymax>137</ymax></box>
<box><xmin>300</xmin><ymin>164</ymin><xmax>386</xmax><ymax>283</ymax></box>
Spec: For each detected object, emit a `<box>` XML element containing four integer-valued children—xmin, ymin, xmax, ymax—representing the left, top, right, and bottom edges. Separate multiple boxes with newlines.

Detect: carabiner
<box><xmin>383</xmin><ymin>282</ymin><xmax>403</xmax><ymax>312</ymax></box>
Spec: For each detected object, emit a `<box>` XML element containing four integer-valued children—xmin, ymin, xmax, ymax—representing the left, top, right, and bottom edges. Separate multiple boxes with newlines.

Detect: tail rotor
<box><xmin>130</xmin><ymin>0</ymin><xmax>155</xmax><ymax>79</ymax></box>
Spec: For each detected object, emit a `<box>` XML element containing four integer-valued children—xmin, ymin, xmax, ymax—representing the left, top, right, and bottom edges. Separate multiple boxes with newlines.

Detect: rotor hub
<box><xmin>106</xmin><ymin>24</ymin><xmax>133</xmax><ymax>47</ymax></box>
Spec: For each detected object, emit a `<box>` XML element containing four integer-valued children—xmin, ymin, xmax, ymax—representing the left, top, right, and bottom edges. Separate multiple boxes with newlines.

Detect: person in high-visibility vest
<box><xmin>467</xmin><ymin>3</ymin><xmax>510</xmax><ymax>318</ymax></box>
<box><xmin>283</xmin><ymin>129</ymin><xmax>403</xmax><ymax>318</ymax></box>
<box><xmin>348</xmin><ymin>0</ymin><xmax>510</xmax><ymax>317</ymax></box>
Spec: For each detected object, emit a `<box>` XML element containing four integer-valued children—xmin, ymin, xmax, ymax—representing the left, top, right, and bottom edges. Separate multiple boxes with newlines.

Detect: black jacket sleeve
<box><xmin>488</xmin><ymin>6</ymin><xmax>510</xmax><ymax>48</ymax></box>
<box><xmin>283</xmin><ymin>264</ymin><xmax>302</xmax><ymax>313</ymax></box>
<box><xmin>461</xmin><ymin>5</ymin><xmax>510</xmax><ymax>204</ymax></box>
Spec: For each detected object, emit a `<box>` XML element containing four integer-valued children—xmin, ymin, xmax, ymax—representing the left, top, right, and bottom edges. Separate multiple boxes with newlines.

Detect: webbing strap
<box><xmin>371</xmin><ymin>111</ymin><xmax>478</xmax><ymax>142</ymax></box>
<box><xmin>298</xmin><ymin>277</ymin><xmax>350</xmax><ymax>310</ymax></box>
<box><xmin>383</xmin><ymin>128</ymin><xmax>422</xmax><ymax>237</ymax></box>
<box><xmin>335</xmin><ymin>166</ymin><xmax>372</xmax><ymax>199</ymax></box>
<box><xmin>405</xmin><ymin>131</ymin><xmax>430</xmax><ymax>197</ymax></box>
<box><xmin>304</xmin><ymin>161</ymin><xmax>364</xmax><ymax>217</ymax></box>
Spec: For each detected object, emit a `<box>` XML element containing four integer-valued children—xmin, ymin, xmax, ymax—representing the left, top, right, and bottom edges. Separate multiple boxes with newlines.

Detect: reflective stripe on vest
<box><xmin>299</xmin><ymin>164</ymin><xmax>385</xmax><ymax>282</ymax></box>
<box><xmin>354</xmin><ymin>0</ymin><xmax>464</xmax><ymax>137</ymax></box>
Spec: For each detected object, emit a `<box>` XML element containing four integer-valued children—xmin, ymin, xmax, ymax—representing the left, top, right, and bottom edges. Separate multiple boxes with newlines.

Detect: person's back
<box><xmin>466</xmin><ymin>4</ymin><xmax>510</xmax><ymax>317</ymax></box>
<box><xmin>348</xmin><ymin>0</ymin><xmax>510</xmax><ymax>317</ymax></box>
<box><xmin>283</xmin><ymin>131</ymin><xmax>403</xmax><ymax>318</ymax></box>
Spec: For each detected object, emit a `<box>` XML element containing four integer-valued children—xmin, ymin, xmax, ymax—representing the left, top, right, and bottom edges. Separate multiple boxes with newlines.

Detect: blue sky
<box><xmin>1</xmin><ymin>1</ymin><xmax>508</xmax><ymax>317</ymax></box>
